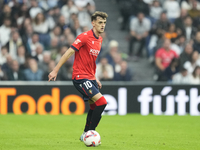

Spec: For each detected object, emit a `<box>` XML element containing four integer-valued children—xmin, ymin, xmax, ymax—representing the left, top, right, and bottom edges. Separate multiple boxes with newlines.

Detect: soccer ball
<box><xmin>83</xmin><ymin>130</ymin><xmax>101</xmax><ymax>147</ymax></box>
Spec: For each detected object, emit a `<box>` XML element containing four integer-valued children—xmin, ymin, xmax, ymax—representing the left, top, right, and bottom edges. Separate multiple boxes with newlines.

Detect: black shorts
<box><xmin>73</xmin><ymin>78</ymin><xmax>100</xmax><ymax>101</ymax></box>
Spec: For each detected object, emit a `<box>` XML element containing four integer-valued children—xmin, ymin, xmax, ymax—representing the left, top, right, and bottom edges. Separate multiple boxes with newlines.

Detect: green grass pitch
<box><xmin>0</xmin><ymin>114</ymin><xmax>200</xmax><ymax>150</ymax></box>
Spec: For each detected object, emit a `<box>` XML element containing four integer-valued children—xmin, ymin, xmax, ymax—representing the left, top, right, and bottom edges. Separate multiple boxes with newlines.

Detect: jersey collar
<box><xmin>91</xmin><ymin>29</ymin><xmax>99</xmax><ymax>39</ymax></box>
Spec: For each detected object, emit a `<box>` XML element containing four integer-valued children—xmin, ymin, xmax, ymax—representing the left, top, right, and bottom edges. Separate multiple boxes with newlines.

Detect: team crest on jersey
<box><xmin>74</xmin><ymin>39</ymin><xmax>81</xmax><ymax>44</ymax></box>
<box><xmin>89</xmin><ymin>89</ymin><xmax>92</xmax><ymax>94</ymax></box>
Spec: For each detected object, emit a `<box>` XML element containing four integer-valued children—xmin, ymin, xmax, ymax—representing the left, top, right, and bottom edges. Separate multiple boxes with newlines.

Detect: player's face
<box><xmin>93</xmin><ymin>16</ymin><xmax>106</xmax><ymax>33</ymax></box>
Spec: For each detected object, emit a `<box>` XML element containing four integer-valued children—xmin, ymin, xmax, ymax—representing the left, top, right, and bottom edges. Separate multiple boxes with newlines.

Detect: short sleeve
<box><xmin>71</xmin><ymin>33</ymin><xmax>87</xmax><ymax>51</ymax></box>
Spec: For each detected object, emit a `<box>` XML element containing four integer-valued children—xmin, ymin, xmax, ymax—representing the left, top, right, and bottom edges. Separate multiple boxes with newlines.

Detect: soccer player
<box><xmin>48</xmin><ymin>11</ymin><xmax>108</xmax><ymax>141</ymax></box>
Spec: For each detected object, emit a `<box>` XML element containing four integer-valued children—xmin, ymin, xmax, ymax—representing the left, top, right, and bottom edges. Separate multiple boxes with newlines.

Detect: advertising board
<box><xmin>0</xmin><ymin>82</ymin><xmax>199</xmax><ymax>116</ymax></box>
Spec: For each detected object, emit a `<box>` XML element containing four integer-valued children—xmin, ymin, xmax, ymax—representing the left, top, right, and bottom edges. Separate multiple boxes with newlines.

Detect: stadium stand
<box><xmin>1</xmin><ymin>0</ymin><xmax>200</xmax><ymax>84</ymax></box>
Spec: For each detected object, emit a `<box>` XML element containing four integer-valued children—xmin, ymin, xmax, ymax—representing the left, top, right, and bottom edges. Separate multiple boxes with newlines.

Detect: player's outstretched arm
<box><xmin>48</xmin><ymin>48</ymin><xmax>75</xmax><ymax>81</ymax></box>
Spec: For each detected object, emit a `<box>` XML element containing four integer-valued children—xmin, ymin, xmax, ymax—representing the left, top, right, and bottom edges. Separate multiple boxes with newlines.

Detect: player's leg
<box><xmin>89</xmin><ymin>93</ymin><xmax>107</xmax><ymax>130</ymax></box>
<box><xmin>74</xmin><ymin>79</ymin><xmax>107</xmax><ymax>138</ymax></box>
<box><xmin>84</xmin><ymin>99</ymin><xmax>96</xmax><ymax>132</ymax></box>
<box><xmin>80</xmin><ymin>100</ymin><xmax>96</xmax><ymax>141</ymax></box>
<box><xmin>72</xmin><ymin>79</ymin><xmax>92</xmax><ymax>141</ymax></box>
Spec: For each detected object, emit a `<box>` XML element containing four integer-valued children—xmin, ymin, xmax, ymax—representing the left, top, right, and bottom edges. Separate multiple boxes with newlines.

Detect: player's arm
<box><xmin>48</xmin><ymin>48</ymin><xmax>75</xmax><ymax>81</ymax></box>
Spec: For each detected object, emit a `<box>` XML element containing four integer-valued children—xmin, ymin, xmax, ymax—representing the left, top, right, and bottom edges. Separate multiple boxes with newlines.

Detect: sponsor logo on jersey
<box><xmin>89</xmin><ymin>49</ymin><xmax>100</xmax><ymax>56</ymax></box>
<box><xmin>74</xmin><ymin>39</ymin><xmax>81</xmax><ymax>44</ymax></box>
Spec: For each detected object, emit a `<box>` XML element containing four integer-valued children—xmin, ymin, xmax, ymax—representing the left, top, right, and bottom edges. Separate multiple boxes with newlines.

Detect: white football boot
<box><xmin>79</xmin><ymin>132</ymin><xmax>86</xmax><ymax>142</ymax></box>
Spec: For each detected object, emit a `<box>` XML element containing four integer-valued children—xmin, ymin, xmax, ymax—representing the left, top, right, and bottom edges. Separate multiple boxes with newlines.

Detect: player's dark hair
<box><xmin>91</xmin><ymin>11</ymin><xmax>108</xmax><ymax>21</ymax></box>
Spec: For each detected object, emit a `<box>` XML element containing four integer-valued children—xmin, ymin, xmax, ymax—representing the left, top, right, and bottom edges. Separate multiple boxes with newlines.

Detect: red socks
<box><xmin>89</xmin><ymin>96</ymin><xmax>107</xmax><ymax>110</ymax></box>
<box><xmin>95</xmin><ymin>96</ymin><xmax>107</xmax><ymax>106</ymax></box>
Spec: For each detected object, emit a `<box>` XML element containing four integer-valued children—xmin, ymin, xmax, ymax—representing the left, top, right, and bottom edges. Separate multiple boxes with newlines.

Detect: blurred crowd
<box><xmin>118</xmin><ymin>0</ymin><xmax>200</xmax><ymax>84</ymax></box>
<box><xmin>0</xmin><ymin>0</ymin><xmax>133</xmax><ymax>81</ymax></box>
